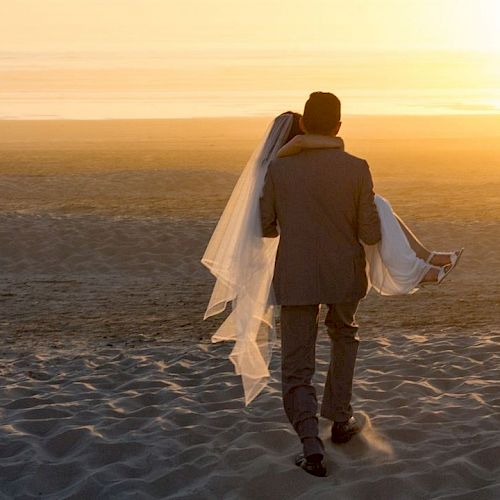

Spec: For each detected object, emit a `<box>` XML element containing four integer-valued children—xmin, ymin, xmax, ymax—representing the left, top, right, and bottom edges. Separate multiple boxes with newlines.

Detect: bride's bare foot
<box><xmin>429</xmin><ymin>253</ymin><xmax>453</xmax><ymax>266</ymax></box>
<box><xmin>420</xmin><ymin>266</ymin><xmax>441</xmax><ymax>283</ymax></box>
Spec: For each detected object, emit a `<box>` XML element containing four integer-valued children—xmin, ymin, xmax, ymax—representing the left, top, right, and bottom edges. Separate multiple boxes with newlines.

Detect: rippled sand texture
<box><xmin>1</xmin><ymin>117</ymin><xmax>499</xmax><ymax>498</ymax></box>
<box><xmin>1</xmin><ymin>331</ymin><xmax>499</xmax><ymax>499</ymax></box>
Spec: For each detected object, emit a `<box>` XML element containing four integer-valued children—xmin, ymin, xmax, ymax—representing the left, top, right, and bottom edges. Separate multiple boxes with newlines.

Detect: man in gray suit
<box><xmin>259</xmin><ymin>92</ymin><xmax>381</xmax><ymax>477</ymax></box>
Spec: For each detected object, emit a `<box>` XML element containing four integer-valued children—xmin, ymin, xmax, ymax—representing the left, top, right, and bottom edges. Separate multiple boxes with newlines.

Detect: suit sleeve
<box><xmin>357</xmin><ymin>161</ymin><xmax>381</xmax><ymax>245</ymax></box>
<box><xmin>259</xmin><ymin>167</ymin><xmax>279</xmax><ymax>238</ymax></box>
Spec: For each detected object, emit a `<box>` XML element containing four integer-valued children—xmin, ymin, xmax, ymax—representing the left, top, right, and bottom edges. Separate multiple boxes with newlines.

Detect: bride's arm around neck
<box><xmin>277</xmin><ymin>135</ymin><xmax>344</xmax><ymax>158</ymax></box>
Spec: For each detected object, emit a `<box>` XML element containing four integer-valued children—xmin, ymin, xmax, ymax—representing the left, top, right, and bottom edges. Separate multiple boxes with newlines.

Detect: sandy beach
<box><xmin>1</xmin><ymin>116</ymin><xmax>499</xmax><ymax>499</ymax></box>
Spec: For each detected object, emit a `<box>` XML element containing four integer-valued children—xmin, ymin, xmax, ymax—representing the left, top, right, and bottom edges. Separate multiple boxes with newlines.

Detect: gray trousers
<box><xmin>280</xmin><ymin>302</ymin><xmax>360</xmax><ymax>456</ymax></box>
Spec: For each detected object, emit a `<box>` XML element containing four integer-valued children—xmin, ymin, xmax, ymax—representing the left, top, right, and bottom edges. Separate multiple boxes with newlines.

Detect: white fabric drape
<box><xmin>201</xmin><ymin>114</ymin><xmax>294</xmax><ymax>405</ymax></box>
<box><xmin>364</xmin><ymin>195</ymin><xmax>430</xmax><ymax>295</ymax></box>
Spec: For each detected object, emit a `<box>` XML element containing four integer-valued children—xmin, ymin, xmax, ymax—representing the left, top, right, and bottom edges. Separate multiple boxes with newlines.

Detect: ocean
<box><xmin>1</xmin><ymin>49</ymin><xmax>499</xmax><ymax>119</ymax></box>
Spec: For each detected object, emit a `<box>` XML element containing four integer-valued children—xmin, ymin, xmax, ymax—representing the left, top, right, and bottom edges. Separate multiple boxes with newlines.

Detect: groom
<box><xmin>260</xmin><ymin>92</ymin><xmax>381</xmax><ymax>476</ymax></box>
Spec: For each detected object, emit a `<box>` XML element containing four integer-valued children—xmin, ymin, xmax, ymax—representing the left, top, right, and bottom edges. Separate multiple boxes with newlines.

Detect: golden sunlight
<box><xmin>1</xmin><ymin>0</ymin><xmax>499</xmax><ymax>118</ymax></box>
<box><xmin>1</xmin><ymin>2</ymin><xmax>499</xmax><ymax>499</ymax></box>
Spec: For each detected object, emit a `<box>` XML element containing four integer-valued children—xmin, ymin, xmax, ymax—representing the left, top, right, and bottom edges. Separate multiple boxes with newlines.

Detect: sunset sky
<box><xmin>1</xmin><ymin>0</ymin><xmax>499</xmax><ymax>118</ymax></box>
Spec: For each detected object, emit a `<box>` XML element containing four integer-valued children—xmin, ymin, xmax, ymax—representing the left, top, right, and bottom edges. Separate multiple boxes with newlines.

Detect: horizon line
<box><xmin>2</xmin><ymin>113</ymin><xmax>500</xmax><ymax>122</ymax></box>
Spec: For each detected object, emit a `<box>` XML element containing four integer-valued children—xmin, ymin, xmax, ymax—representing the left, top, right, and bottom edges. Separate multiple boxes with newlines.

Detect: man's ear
<box><xmin>332</xmin><ymin>121</ymin><xmax>342</xmax><ymax>136</ymax></box>
<box><xmin>299</xmin><ymin>116</ymin><xmax>307</xmax><ymax>133</ymax></box>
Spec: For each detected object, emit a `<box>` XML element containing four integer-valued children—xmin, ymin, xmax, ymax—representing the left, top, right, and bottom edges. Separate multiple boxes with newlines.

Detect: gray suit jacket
<box><xmin>259</xmin><ymin>148</ymin><xmax>381</xmax><ymax>305</ymax></box>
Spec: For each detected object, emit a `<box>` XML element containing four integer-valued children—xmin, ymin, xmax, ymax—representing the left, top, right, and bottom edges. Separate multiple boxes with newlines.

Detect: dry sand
<box><xmin>0</xmin><ymin>117</ymin><xmax>499</xmax><ymax>498</ymax></box>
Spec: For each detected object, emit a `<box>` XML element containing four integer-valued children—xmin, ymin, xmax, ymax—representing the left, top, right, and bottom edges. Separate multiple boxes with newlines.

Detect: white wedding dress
<box><xmin>365</xmin><ymin>194</ymin><xmax>430</xmax><ymax>295</ymax></box>
<box><xmin>202</xmin><ymin>114</ymin><xmax>431</xmax><ymax>405</ymax></box>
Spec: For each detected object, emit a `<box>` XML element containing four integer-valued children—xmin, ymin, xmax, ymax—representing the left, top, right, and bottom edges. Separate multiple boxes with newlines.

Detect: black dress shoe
<box><xmin>295</xmin><ymin>453</ymin><xmax>327</xmax><ymax>477</ymax></box>
<box><xmin>331</xmin><ymin>416</ymin><xmax>361</xmax><ymax>444</ymax></box>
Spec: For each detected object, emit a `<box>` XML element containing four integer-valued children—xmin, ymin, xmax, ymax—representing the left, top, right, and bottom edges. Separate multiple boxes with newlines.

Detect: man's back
<box><xmin>262</xmin><ymin>93</ymin><xmax>381</xmax><ymax>475</ymax></box>
<box><xmin>260</xmin><ymin>147</ymin><xmax>380</xmax><ymax>305</ymax></box>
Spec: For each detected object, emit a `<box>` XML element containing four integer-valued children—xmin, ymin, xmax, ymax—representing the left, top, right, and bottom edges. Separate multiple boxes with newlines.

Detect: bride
<box><xmin>202</xmin><ymin>111</ymin><xmax>463</xmax><ymax>405</ymax></box>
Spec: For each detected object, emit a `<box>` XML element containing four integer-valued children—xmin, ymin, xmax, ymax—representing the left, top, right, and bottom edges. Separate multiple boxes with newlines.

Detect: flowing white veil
<box><xmin>201</xmin><ymin>113</ymin><xmax>294</xmax><ymax>405</ymax></box>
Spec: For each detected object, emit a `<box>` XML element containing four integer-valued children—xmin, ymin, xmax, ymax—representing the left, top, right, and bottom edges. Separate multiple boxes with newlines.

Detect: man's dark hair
<box><xmin>302</xmin><ymin>92</ymin><xmax>341</xmax><ymax>134</ymax></box>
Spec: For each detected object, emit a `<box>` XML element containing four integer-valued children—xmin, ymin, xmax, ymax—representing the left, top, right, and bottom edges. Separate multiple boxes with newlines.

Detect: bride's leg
<box><xmin>395</xmin><ymin>213</ymin><xmax>456</xmax><ymax>267</ymax></box>
<box><xmin>394</xmin><ymin>215</ymin><xmax>444</xmax><ymax>283</ymax></box>
<box><xmin>395</xmin><ymin>213</ymin><xmax>431</xmax><ymax>261</ymax></box>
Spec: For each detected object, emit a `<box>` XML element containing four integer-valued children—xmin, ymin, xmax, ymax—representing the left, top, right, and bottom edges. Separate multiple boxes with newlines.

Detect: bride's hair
<box><xmin>279</xmin><ymin>111</ymin><xmax>304</xmax><ymax>143</ymax></box>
